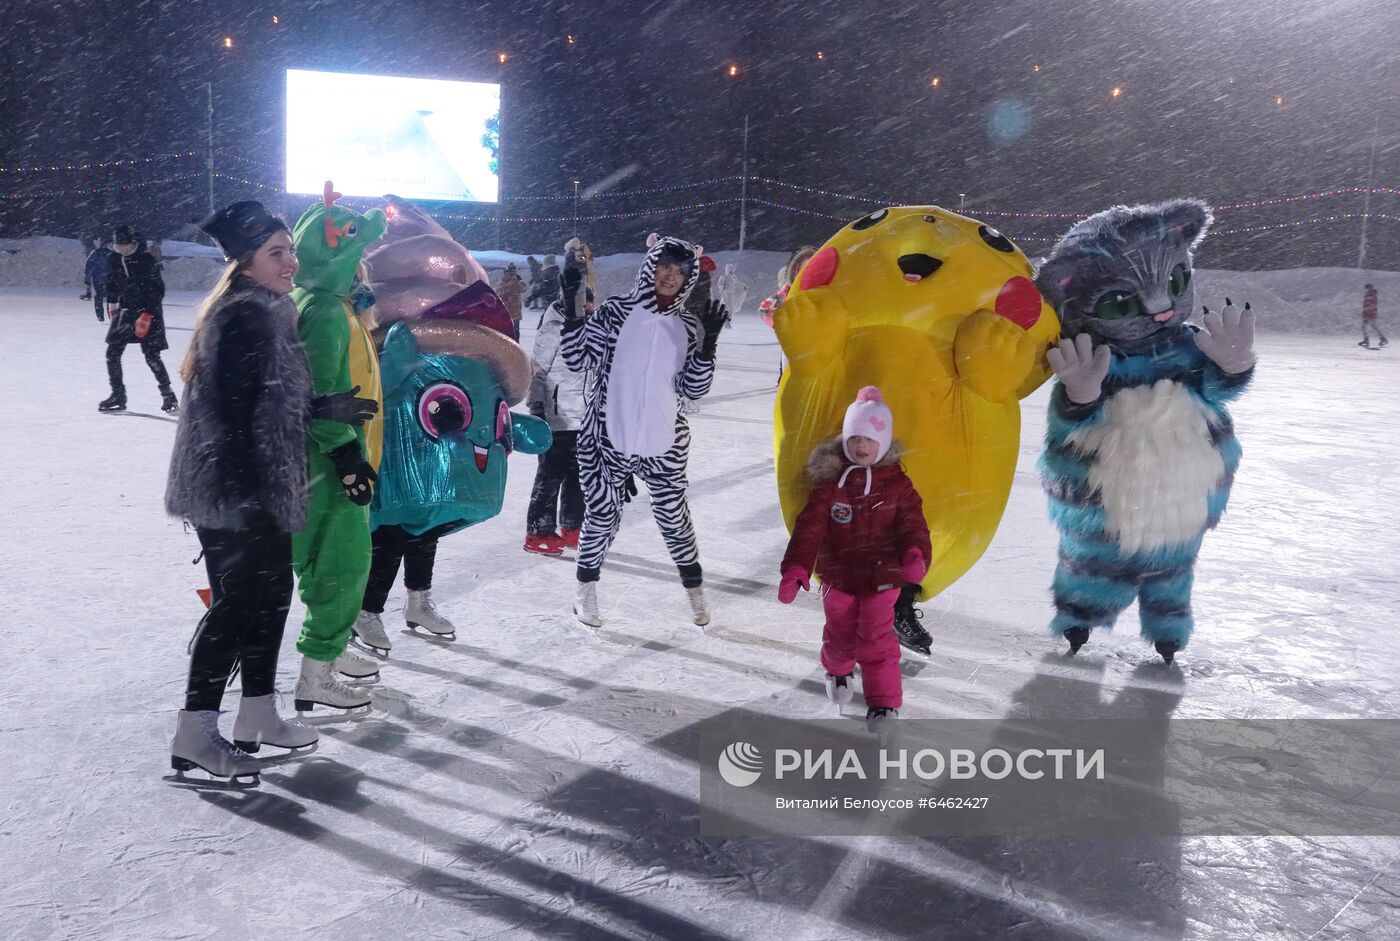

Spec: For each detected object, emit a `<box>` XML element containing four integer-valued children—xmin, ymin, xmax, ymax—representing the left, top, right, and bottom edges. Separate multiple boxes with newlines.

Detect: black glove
<box><xmin>311</xmin><ymin>385</ymin><xmax>379</xmax><ymax>426</ymax></box>
<box><xmin>622</xmin><ymin>473</ymin><xmax>638</xmax><ymax>504</ymax></box>
<box><xmin>558</xmin><ymin>260</ymin><xmax>586</xmax><ymax>323</ymax></box>
<box><xmin>698</xmin><ymin>299</ymin><xmax>730</xmax><ymax>359</ymax></box>
<box><xmin>328</xmin><ymin>441</ymin><xmax>377</xmax><ymax>506</ymax></box>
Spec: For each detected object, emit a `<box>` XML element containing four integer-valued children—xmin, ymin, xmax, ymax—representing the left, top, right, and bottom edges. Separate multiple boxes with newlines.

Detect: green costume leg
<box><xmin>293</xmin><ymin>469</ymin><xmax>372</xmax><ymax>662</ymax></box>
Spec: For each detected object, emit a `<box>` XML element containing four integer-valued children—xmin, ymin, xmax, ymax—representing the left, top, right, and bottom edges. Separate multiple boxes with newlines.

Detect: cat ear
<box><xmin>1034</xmin><ymin>252</ymin><xmax>1079</xmax><ymax>308</ymax></box>
<box><xmin>646</xmin><ymin>232</ymin><xmax>661</xmax><ymax>248</ymax></box>
<box><xmin>1159</xmin><ymin>199</ymin><xmax>1213</xmax><ymax>249</ymax></box>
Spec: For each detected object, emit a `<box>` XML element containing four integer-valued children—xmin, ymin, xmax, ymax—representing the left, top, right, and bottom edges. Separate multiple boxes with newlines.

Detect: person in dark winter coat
<box><xmin>84</xmin><ymin>239</ymin><xmax>114</xmax><ymax>321</ymax></box>
<box><xmin>497</xmin><ymin>262</ymin><xmax>526</xmax><ymax>330</ymax></box>
<box><xmin>100</xmin><ymin>225</ymin><xmax>177</xmax><ymax>413</ymax></box>
<box><xmin>524</xmin><ymin>285</ymin><xmax>593</xmax><ymax>555</ymax></box>
<box><xmin>1359</xmin><ymin>283</ymin><xmax>1388</xmax><ymax>349</ymax></box>
<box><xmin>778</xmin><ymin>386</ymin><xmax>931</xmax><ymax>734</ymax></box>
<box><xmin>164</xmin><ymin>200</ymin><xmax>376</xmax><ymax>783</ymax></box>
<box><xmin>527</xmin><ymin>254</ymin><xmax>562</xmax><ymax>310</ymax></box>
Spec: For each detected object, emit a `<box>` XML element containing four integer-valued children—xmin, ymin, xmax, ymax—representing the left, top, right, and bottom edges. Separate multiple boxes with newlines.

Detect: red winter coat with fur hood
<box><xmin>781</xmin><ymin>437</ymin><xmax>932</xmax><ymax>596</ymax></box>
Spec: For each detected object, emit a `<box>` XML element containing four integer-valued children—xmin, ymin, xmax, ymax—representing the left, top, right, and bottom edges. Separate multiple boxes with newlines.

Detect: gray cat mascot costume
<box><xmin>1035</xmin><ymin>199</ymin><xmax>1256</xmax><ymax>663</ymax></box>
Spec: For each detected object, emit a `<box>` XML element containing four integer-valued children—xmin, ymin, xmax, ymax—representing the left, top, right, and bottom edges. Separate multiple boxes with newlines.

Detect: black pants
<box><xmin>527</xmin><ymin>429</ymin><xmax>584</xmax><ymax>535</ymax></box>
<box><xmin>93</xmin><ymin>286</ymin><xmax>106</xmax><ymax>321</ymax></box>
<box><xmin>185</xmin><ymin>522</ymin><xmax>293</xmax><ymax>711</ymax></box>
<box><xmin>363</xmin><ymin>525</ymin><xmax>440</xmax><ymax>614</ymax></box>
<box><xmin>107</xmin><ymin>340</ymin><xmax>172</xmax><ymax>395</ymax></box>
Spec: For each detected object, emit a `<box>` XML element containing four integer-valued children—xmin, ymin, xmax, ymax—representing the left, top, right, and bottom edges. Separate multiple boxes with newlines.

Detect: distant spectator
<box><xmin>84</xmin><ymin>238</ymin><xmax>115</xmax><ymax>321</ymax></box>
<box><xmin>497</xmin><ymin>262</ymin><xmax>526</xmax><ymax>332</ymax></box>
<box><xmin>1359</xmin><ymin>283</ymin><xmax>1388</xmax><ymax>349</ymax></box>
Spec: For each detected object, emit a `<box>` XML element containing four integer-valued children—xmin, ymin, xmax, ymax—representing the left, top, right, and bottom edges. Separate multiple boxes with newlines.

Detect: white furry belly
<box><xmin>1066</xmin><ymin>379</ymin><xmax>1224</xmax><ymax>553</ymax></box>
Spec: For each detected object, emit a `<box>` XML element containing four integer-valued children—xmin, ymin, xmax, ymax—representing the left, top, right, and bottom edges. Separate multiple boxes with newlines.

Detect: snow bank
<box><xmin>1</xmin><ymin>236</ymin><xmax>1392</xmax><ymax>333</ymax></box>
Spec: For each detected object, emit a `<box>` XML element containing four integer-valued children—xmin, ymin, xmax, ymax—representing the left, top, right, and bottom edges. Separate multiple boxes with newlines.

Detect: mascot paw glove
<box><xmin>900</xmin><ymin>548</ymin><xmax>927</xmax><ymax>585</ymax></box>
<box><xmin>329</xmin><ymin>441</ymin><xmax>378</xmax><ymax>506</ymax></box>
<box><xmin>1196</xmin><ymin>301</ymin><xmax>1257</xmax><ymax>375</ymax></box>
<box><xmin>1046</xmin><ymin>334</ymin><xmax>1111</xmax><ymax>405</ymax></box>
<box><xmin>778</xmin><ymin>567</ymin><xmax>810</xmax><ymax>604</ymax></box>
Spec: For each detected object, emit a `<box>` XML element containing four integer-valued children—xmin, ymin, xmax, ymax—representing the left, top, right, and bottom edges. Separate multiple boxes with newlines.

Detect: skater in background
<box><xmin>85</xmin><ymin>237</ymin><xmax>113</xmax><ymax>321</ymax></box>
<box><xmin>561</xmin><ymin>233</ymin><xmax>729</xmax><ymax>628</ymax></box>
<box><xmin>716</xmin><ymin>262</ymin><xmax>749</xmax><ymax>322</ymax></box>
<box><xmin>524</xmin><ymin>272</ymin><xmax>592</xmax><ymax>556</ymax></box>
<box><xmin>80</xmin><ymin>236</ymin><xmax>94</xmax><ymax>300</ymax></box>
<box><xmin>100</xmin><ymin>225</ymin><xmax>177</xmax><ymax>413</ymax></box>
<box><xmin>525</xmin><ymin>255</ymin><xmax>544</xmax><ymax>308</ymax></box>
<box><xmin>165</xmin><ymin>200</ymin><xmax>376</xmax><ymax>783</ymax></box>
<box><xmin>778</xmin><ymin>386</ymin><xmax>931</xmax><ymax>735</ymax></box>
<box><xmin>1360</xmin><ymin>283</ymin><xmax>1388</xmax><ymax>349</ymax></box>
<box><xmin>537</xmin><ymin>253</ymin><xmax>562</xmax><ymax>309</ymax></box>
<box><xmin>497</xmin><ymin>262</ymin><xmax>525</xmax><ymax>333</ymax></box>
<box><xmin>759</xmin><ymin>246</ymin><xmax>817</xmax><ymax>386</ymax></box>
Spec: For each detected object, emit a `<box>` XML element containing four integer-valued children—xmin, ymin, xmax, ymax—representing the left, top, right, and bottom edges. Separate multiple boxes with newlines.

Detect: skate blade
<box><xmin>336</xmin><ymin>668</ymin><xmax>382</xmax><ymax>682</ymax></box>
<box><xmin>294</xmin><ymin>699</ymin><xmax>372</xmax><ymax>715</ymax></box>
<box><xmin>896</xmin><ymin>639</ymin><xmax>931</xmax><ymax>657</ymax></box>
<box><xmin>406</xmin><ymin>623</ymin><xmax>456</xmax><ymax>642</ymax></box>
<box><xmin>168</xmin><ymin>758</ymin><xmax>260</xmax><ymax>788</ymax></box>
<box><xmin>243</xmin><ymin>742</ymin><xmax>319</xmax><ymax>766</ymax></box>
<box><xmin>350</xmin><ymin>635</ymin><xmax>391</xmax><ymax>659</ymax></box>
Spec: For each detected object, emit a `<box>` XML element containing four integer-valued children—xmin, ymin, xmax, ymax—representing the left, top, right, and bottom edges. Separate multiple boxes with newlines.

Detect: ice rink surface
<box><xmin>3</xmin><ymin>284</ymin><xmax>1397</xmax><ymax>940</ymax></box>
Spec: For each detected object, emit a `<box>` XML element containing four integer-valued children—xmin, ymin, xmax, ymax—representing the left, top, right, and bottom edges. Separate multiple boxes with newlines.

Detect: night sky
<box><xmin>2</xmin><ymin>0</ymin><xmax>1398</xmax><ymax>268</ymax></box>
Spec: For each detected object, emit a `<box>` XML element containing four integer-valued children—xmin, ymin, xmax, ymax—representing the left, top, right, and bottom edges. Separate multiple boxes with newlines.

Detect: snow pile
<box><xmin>1</xmin><ymin>236</ymin><xmax>1393</xmax><ymax>333</ymax></box>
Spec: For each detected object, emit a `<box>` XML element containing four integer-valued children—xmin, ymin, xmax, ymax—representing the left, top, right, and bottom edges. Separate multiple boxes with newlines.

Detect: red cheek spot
<box><xmin>994</xmin><ymin>276</ymin><xmax>1043</xmax><ymax>329</ymax></box>
<box><xmin>800</xmin><ymin>246</ymin><xmax>839</xmax><ymax>290</ymax></box>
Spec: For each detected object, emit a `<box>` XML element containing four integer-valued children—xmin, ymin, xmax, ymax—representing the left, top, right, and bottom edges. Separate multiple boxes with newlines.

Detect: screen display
<box><xmin>285</xmin><ymin>69</ymin><xmax>501</xmax><ymax>203</ymax></box>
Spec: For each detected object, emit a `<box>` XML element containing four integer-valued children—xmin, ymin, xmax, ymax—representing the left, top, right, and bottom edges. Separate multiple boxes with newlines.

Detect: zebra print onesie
<box><xmin>560</xmin><ymin>236</ymin><xmax>716</xmax><ymax>586</ymax></box>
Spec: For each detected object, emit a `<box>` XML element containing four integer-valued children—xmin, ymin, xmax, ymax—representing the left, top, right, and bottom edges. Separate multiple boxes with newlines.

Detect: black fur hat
<box><xmin>197</xmin><ymin>201</ymin><xmax>288</xmax><ymax>261</ymax></box>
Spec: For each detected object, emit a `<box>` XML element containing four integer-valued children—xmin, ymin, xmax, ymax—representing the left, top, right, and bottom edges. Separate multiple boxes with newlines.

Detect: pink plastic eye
<box><xmin>418</xmin><ymin>383</ymin><xmax>472</xmax><ymax>439</ymax></box>
<box><xmin>495</xmin><ymin>401</ymin><xmax>513</xmax><ymax>453</ymax></box>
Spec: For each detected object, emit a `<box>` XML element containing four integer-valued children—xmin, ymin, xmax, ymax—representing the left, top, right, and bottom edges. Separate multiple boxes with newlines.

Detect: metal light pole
<box><xmin>958</xmin><ymin>192</ymin><xmax>966</xmax><ymax>213</ymax></box>
<box><xmin>205</xmin><ymin>82</ymin><xmax>215</xmax><ymax>215</ymax></box>
<box><xmin>738</xmin><ymin>113</ymin><xmax>750</xmax><ymax>253</ymax></box>
<box><xmin>1356</xmin><ymin>113</ymin><xmax>1381</xmax><ymax>270</ymax></box>
<box><xmin>572</xmin><ymin>179</ymin><xmax>580</xmax><ymax>239</ymax></box>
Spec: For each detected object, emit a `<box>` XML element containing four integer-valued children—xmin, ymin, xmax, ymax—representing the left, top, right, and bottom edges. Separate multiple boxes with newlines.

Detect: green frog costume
<box><xmin>290</xmin><ymin>182</ymin><xmax>388</xmax><ymax>663</ymax></box>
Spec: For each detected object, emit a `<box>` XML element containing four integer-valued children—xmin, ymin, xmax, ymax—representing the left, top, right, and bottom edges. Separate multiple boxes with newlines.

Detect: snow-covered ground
<box><xmin>2</xmin><ymin>280</ymin><xmax>1398</xmax><ymax>940</ymax></box>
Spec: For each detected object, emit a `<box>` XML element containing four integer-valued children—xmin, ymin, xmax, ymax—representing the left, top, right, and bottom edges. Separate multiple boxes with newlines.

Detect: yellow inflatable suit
<box><xmin>774</xmin><ymin>206</ymin><xmax>1060</xmax><ymax>599</ymax></box>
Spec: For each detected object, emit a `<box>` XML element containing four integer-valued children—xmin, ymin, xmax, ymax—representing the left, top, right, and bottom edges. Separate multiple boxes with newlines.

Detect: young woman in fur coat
<box><xmin>164</xmin><ymin>201</ymin><xmax>374</xmax><ymax>784</ymax></box>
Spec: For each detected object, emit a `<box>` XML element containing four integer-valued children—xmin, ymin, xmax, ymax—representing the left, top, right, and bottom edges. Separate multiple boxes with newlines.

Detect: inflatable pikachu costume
<box><xmin>774</xmin><ymin>206</ymin><xmax>1060</xmax><ymax>603</ymax></box>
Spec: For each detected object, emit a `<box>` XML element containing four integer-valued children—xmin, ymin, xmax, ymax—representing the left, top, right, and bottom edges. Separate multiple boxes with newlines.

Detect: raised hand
<box><xmin>1196</xmin><ymin>299</ymin><xmax>1256</xmax><ymax>375</ymax></box>
<box><xmin>1046</xmin><ymin>333</ymin><xmax>1111</xmax><ymax>404</ymax></box>
<box><xmin>698</xmin><ymin>300</ymin><xmax>730</xmax><ymax>358</ymax></box>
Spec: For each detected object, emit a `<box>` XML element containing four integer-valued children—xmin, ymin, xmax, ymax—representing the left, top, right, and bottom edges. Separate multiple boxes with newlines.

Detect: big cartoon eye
<box><xmin>1092</xmin><ymin>291</ymin><xmax>1144</xmax><ymax>320</ymax></box>
<box><xmin>345</xmin><ymin>222</ymin><xmax>359</xmax><ymax>238</ymax></box>
<box><xmin>495</xmin><ymin>400</ymin><xmax>514</xmax><ymax>453</ymax></box>
<box><xmin>979</xmin><ymin>225</ymin><xmax>1016</xmax><ymax>253</ymax></box>
<box><xmin>850</xmin><ymin>208</ymin><xmax>889</xmax><ymax>231</ymax></box>
<box><xmin>418</xmin><ymin>383</ymin><xmax>472</xmax><ymax>439</ymax></box>
<box><xmin>1168</xmin><ymin>263</ymin><xmax>1192</xmax><ymax>298</ymax></box>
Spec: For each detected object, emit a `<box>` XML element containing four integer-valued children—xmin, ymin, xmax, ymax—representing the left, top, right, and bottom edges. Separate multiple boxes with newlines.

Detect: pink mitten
<box><xmin>900</xmin><ymin>547</ymin><xmax>927</xmax><ymax>585</ymax></box>
<box><xmin>778</xmin><ymin>567</ymin><xmax>810</xmax><ymax>604</ymax></box>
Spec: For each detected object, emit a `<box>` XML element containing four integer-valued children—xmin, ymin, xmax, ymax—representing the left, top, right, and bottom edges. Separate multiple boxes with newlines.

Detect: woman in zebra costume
<box><xmin>560</xmin><ymin>233</ymin><xmax>730</xmax><ymax>627</ymax></box>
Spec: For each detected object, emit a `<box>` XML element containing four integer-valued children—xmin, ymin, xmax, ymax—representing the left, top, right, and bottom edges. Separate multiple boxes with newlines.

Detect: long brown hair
<box><xmin>180</xmin><ymin>255</ymin><xmax>253</xmax><ymax>382</ymax></box>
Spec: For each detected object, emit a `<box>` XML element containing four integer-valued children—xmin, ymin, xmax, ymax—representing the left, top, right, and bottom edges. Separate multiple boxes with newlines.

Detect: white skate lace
<box><xmin>200</xmin><ymin>711</ymin><xmax>253</xmax><ymax>759</ymax></box>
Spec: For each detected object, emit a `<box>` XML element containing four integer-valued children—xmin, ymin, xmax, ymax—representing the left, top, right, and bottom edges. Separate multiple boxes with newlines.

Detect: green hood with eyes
<box><xmin>290</xmin><ymin>199</ymin><xmax>387</xmax><ymax>296</ymax></box>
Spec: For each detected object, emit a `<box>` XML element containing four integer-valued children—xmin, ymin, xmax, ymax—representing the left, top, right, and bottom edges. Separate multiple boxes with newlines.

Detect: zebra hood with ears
<box><xmin>629</xmin><ymin>232</ymin><xmax>705</xmax><ymax>312</ymax></box>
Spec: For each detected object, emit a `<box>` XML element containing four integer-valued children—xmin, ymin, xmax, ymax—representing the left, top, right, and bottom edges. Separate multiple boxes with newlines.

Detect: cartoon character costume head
<box><xmin>1035</xmin><ymin>199</ymin><xmax>1253</xmax><ymax>661</ymax></box>
<box><xmin>366</xmin><ymin>197</ymin><xmax>550</xmax><ymax>537</ymax></box>
<box><xmin>773</xmin><ymin>206</ymin><xmax>1060</xmax><ymax>600</ymax></box>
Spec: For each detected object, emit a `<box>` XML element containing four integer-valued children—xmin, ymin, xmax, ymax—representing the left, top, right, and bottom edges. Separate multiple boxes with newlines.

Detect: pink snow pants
<box><xmin>820</xmin><ymin>586</ymin><xmax>902</xmax><ymax>709</ymax></box>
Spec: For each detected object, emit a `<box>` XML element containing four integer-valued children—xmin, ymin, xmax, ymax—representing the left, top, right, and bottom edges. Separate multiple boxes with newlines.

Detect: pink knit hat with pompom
<box><xmin>842</xmin><ymin>385</ymin><xmax>894</xmax><ymax>463</ymax></box>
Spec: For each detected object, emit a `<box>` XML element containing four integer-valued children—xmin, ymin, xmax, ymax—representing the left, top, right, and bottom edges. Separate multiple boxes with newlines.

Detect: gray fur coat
<box><xmin>165</xmin><ymin>280</ymin><xmax>311</xmax><ymax>532</ymax></box>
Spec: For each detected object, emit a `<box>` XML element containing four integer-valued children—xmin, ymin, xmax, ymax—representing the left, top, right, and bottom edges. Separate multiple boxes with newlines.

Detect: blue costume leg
<box><xmin>1137</xmin><ymin>564</ymin><xmax>1196</xmax><ymax>649</ymax></box>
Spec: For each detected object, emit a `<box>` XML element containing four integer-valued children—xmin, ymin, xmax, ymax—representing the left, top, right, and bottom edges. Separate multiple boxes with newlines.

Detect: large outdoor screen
<box><xmin>285</xmin><ymin>69</ymin><xmax>501</xmax><ymax>203</ymax></box>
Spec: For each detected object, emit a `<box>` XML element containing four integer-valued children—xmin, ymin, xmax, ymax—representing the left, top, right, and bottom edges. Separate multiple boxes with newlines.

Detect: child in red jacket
<box><xmin>779</xmin><ymin>386</ymin><xmax>932</xmax><ymax>733</ymax></box>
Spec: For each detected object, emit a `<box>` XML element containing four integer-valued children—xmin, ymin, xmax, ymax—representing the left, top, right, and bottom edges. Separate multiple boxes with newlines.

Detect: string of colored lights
<box><xmin>0</xmin><ymin>152</ymin><xmax>200</xmax><ymax>174</ymax></box>
<box><xmin>0</xmin><ymin>173</ymin><xmax>205</xmax><ymax>200</ymax></box>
